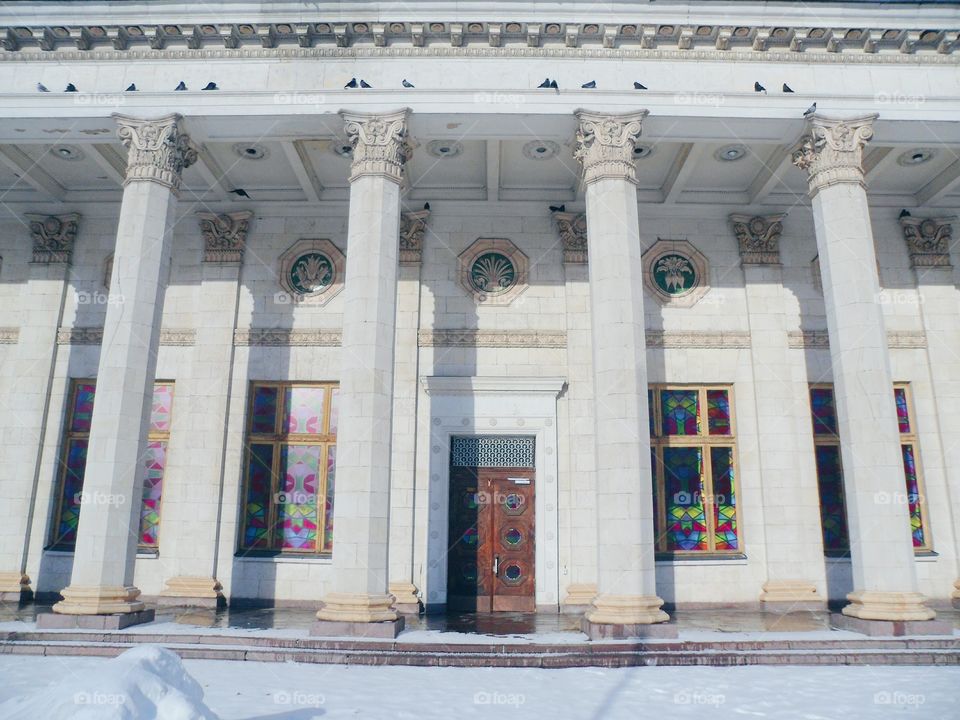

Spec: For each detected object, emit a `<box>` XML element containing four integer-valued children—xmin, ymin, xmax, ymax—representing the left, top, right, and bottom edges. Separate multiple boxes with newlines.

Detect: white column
<box><xmin>731</xmin><ymin>214</ymin><xmax>827</xmax><ymax>608</ymax></box>
<box><xmin>49</xmin><ymin>114</ymin><xmax>196</xmax><ymax>620</ymax></box>
<box><xmin>899</xmin><ymin>215</ymin><xmax>960</xmax><ymax>604</ymax></box>
<box><xmin>0</xmin><ymin>214</ymin><xmax>76</xmax><ymax>601</ymax></box>
<box><xmin>315</xmin><ymin>109</ymin><xmax>410</xmax><ymax>636</ymax></box>
<box><xmin>388</xmin><ymin>209</ymin><xmax>429</xmax><ymax>614</ymax></box>
<box><xmin>574</xmin><ymin>110</ymin><xmax>669</xmax><ymax>636</ymax></box>
<box><xmin>157</xmin><ymin>211</ymin><xmax>250</xmax><ymax>607</ymax></box>
<box><xmin>792</xmin><ymin>115</ymin><xmax>934</xmax><ymax>621</ymax></box>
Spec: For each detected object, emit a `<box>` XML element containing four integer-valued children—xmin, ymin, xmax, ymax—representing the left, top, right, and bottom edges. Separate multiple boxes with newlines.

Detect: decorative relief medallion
<box><xmin>552</xmin><ymin>211</ymin><xmax>587</xmax><ymax>264</ymax></box>
<box><xmin>792</xmin><ymin>114</ymin><xmax>876</xmax><ymax>195</ymax></box>
<box><xmin>341</xmin><ymin>109</ymin><xmax>412</xmax><ymax>184</ymax></box>
<box><xmin>25</xmin><ymin>213</ymin><xmax>79</xmax><ymax>264</ymax></box>
<box><xmin>457</xmin><ymin>238</ymin><xmax>528</xmax><ymax>305</ymax></box>
<box><xmin>113</xmin><ymin>113</ymin><xmax>197</xmax><ymax>193</ymax></box>
<box><xmin>277</xmin><ymin>238</ymin><xmax>345</xmax><ymax>305</ymax></box>
<box><xmin>729</xmin><ymin>213</ymin><xmax>785</xmax><ymax>265</ymax></box>
<box><xmin>399</xmin><ymin>208</ymin><xmax>430</xmax><ymax>265</ymax></box>
<box><xmin>641</xmin><ymin>239</ymin><xmax>710</xmax><ymax>307</ymax></box>
<box><xmin>899</xmin><ymin>215</ymin><xmax>954</xmax><ymax>268</ymax></box>
<box><xmin>198</xmin><ymin>211</ymin><xmax>252</xmax><ymax>264</ymax></box>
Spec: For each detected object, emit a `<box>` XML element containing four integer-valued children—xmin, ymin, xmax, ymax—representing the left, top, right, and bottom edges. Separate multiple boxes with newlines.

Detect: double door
<box><xmin>447</xmin><ymin>467</ymin><xmax>535</xmax><ymax>612</ymax></box>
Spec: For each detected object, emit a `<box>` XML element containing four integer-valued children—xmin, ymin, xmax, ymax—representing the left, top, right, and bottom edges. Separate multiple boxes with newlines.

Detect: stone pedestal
<box><xmin>574</xmin><ymin>110</ymin><xmax>668</xmax><ymax>635</ymax></box>
<box><xmin>38</xmin><ymin>609</ymin><xmax>155</xmax><ymax>630</ymax></box>
<box><xmin>793</xmin><ymin>114</ymin><xmax>934</xmax><ymax>623</ymax></box>
<box><xmin>158</xmin><ymin>576</ymin><xmax>224</xmax><ymax>608</ymax></box>
<box><xmin>315</xmin><ymin>109</ymin><xmax>411</xmax><ymax>636</ymax></box>
<box><xmin>831</xmin><ymin>612</ymin><xmax>953</xmax><ymax>637</ymax></box>
<box><xmin>388</xmin><ymin>582</ymin><xmax>421</xmax><ymax>615</ymax></box>
<box><xmin>561</xmin><ymin>583</ymin><xmax>598</xmax><ymax>614</ymax></box>
<box><xmin>0</xmin><ymin>572</ymin><xmax>32</xmax><ymax>603</ymax></box>
<box><xmin>52</xmin><ymin>114</ymin><xmax>195</xmax><ymax>627</ymax></box>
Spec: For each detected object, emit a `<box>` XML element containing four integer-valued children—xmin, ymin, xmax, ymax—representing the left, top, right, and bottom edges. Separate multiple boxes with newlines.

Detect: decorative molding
<box><xmin>573</xmin><ymin>110</ymin><xmax>647</xmax><ymax>185</ymax></box>
<box><xmin>642</xmin><ymin>238</ymin><xmax>711</xmax><ymax>308</ymax></box>
<box><xmin>341</xmin><ymin>109</ymin><xmax>412</xmax><ymax>184</ymax></box>
<box><xmin>113</xmin><ymin>113</ymin><xmax>197</xmax><ymax>193</ymax></box>
<box><xmin>646</xmin><ymin>331</ymin><xmax>752</xmax><ymax>349</ymax></box>
<box><xmin>729</xmin><ymin>213</ymin><xmax>785</xmax><ymax>265</ymax></box>
<box><xmin>3</xmin><ymin>23</ymin><xmax>957</xmax><ymax>63</ymax></box>
<box><xmin>277</xmin><ymin>238</ymin><xmax>345</xmax><ymax>305</ymax></box>
<box><xmin>457</xmin><ymin>238</ymin><xmax>529</xmax><ymax>306</ymax></box>
<box><xmin>233</xmin><ymin>328</ymin><xmax>342</xmax><ymax>346</ymax></box>
<box><xmin>418</xmin><ymin>329</ymin><xmax>566</xmax><ymax>348</ymax></box>
<box><xmin>56</xmin><ymin>326</ymin><xmax>196</xmax><ymax>345</ymax></box>
<box><xmin>0</xmin><ymin>327</ymin><xmax>19</xmax><ymax>344</ymax></box>
<box><xmin>792</xmin><ymin>114</ymin><xmax>876</xmax><ymax>195</ymax></box>
<box><xmin>899</xmin><ymin>215</ymin><xmax>955</xmax><ymax>268</ymax></box>
<box><xmin>552</xmin><ymin>211</ymin><xmax>588</xmax><ymax>264</ymax></box>
<box><xmin>421</xmin><ymin>375</ymin><xmax>566</xmax><ymax>396</ymax></box>
<box><xmin>25</xmin><ymin>213</ymin><xmax>79</xmax><ymax>264</ymax></box>
<box><xmin>399</xmin><ymin>208</ymin><xmax>430</xmax><ymax>265</ymax></box>
<box><xmin>788</xmin><ymin>329</ymin><xmax>927</xmax><ymax>349</ymax></box>
<box><xmin>197</xmin><ymin>210</ymin><xmax>252</xmax><ymax>264</ymax></box>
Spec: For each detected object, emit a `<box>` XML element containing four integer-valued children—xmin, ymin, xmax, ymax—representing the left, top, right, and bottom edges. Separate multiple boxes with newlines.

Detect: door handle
<box><xmin>493</xmin><ymin>555</ymin><xmax>500</xmax><ymax>577</ymax></box>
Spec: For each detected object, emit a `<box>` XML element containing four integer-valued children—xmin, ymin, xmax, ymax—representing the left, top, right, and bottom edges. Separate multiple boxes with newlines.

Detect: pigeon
<box><xmin>228</xmin><ymin>188</ymin><xmax>251</xmax><ymax>199</ymax></box>
<box><xmin>581</xmin><ymin>80</ymin><xmax>596</xmax><ymax>89</ymax></box>
<box><xmin>899</xmin><ymin>209</ymin><xmax>911</xmax><ymax>219</ymax></box>
<box><xmin>549</xmin><ymin>79</ymin><xmax>558</xmax><ymax>90</ymax></box>
<box><xmin>633</xmin><ymin>81</ymin><xmax>647</xmax><ymax>90</ymax></box>
<box><xmin>423</xmin><ymin>202</ymin><xmax>431</xmax><ymax>210</ymax></box>
<box><xmin>201</xmin><ymin>82</ymin><xmax>218</xmax><ymax>91</ymax></box>
<box><xmin>804</xmin><ymin>102</ymin><xmax>817</xmax><ymax>116</ymax></box>
<box><xmin>37</xmin><ymin>83</ymin><xmax>49</xmax><ymax>92</ymax></box>
<box><xmin>754</xmin><ymin>81</ymin><xmax>766</xmax><ymax>93</ymax></box>
<box><xmin>359</xmin><ymin>79</ymin><xmax>372</xmax><ymax>88</ymax></box>
<box><xmin>549</xmin><ymin>204</ymin><xmax>566</xmax><ymax>213</ymax></box>
<box><xmin>344</xmin><ymin>78</ymin><xmax>358</xmax><ymax>88</ymax></box>
<box><xmin>538</xmin><ymin>78</ymin><xmax>551</xmax><ymax>88</ymax></box>
<box><xmin>125</xmin><ymin>83</ymin><xmax>137</xmax><ymax>92</ymax></box>
<box><xmin>174</xmin><ymin>81</ymin><xmax>187</xmax><ymax>91</ymax></box>
<box><xmin>782</xmin><ymin>83</ymin><xmax>794</xmax><ymax>93</ymax></box>
<box><xmin>65</xmin><ymin>83</ymin><xmax>77</xmax><ymax>92</ymax></box>
<box><xmin>402</xmin><ymin>79</ymin><xmax>415</xmax><ymax>88</ymax></box>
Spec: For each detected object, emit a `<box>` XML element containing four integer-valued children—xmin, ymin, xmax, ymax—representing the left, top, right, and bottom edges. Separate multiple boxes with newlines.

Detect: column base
<box><xmin>841</xmin><ymin>590</ymin><xmax>936</xmax><ymax>621</ymax></box>
<box><xmin>759</xmin><ymin>580</ymin><xmax>825</xmax><ymax>611</ymax></box>
<box><xmin>157</xmin><ymin>576</ymin><xmax>225</xmax><ymax>609</ymax></box>
<box><xmin>831</xmin><ymin>613</ymin><xmax>952</xmax><ymax>637</ymax></box>
<box><xmin>388</xmin><ymin>582</ymin><xmax>421</xmax><ymax>615</ymax></box>
<box><xmin>52</xmin><ymin>584</ymin><xmax>146</xmax><ymax>615</ymax></box>
<box><xmin>584</xmin><ymin>594</ymin><xmax>671</xmax><ymax>626</ymax></box>
<box><xmin>37</xmin><ymin>608</ymin><xmax>155</xmax><ymax>630</ymax></box>
<box><xmin>311</xmin><ymin>617</ymin><xmax>405</xmax><ymax>639</ymax></box>
<box><xmin>561</xmin><ymin>583</ymin><xmax>597</xmax><ymax>614</ymax></box>
<box><xmin>316</xmin><ymin>592</ymin><xmax>399</xmax><ymax>623</ymax></box>
<box><xmin>952</xmin><ymin>579</ymin><xmax>960</xmax><ymax>609</ymax></box>
<box><xmin>0</xmin><ymin>572</ymin><xmax>32</xmax><ymax>603</ymax></box>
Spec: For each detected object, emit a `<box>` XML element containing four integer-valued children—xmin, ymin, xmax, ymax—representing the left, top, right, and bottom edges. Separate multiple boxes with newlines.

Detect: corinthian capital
<box><xmin>197</xmin><ymin>210</ymin><xmax>252</xmax><ymax>264</ymax></box>
<box><xmin>792</xmin><ymin>114</ymin><xmax>876</xmax><ymax>195</ymax></box>
<box><xmin>729</xmin><ymin>213</ymin><xmax>785</xmax><ymax>265</ymax></box>
<box><xmin>25</xmin><ymin>212</ymin><xmax>79</xmax><ymax>264</ymax></box>
<box><xmin>573</xmin><ymin>110</ymin><xmax>648</xmax><ymax>185</ymax></box>
<box><xmin>899</xmin><ymin>215</ymin><xmax>955</xmax><ymax>268</ymax></box>
<box><xmin>113</xmin><ymin>113</ymin><xmax>198</xmax><ymax>193</ymax></box>
<box><xmin>399</xmin><ymin>208</ymin><xmax>430</xmax><ymax>265</ymax></box>
<box><xmin>340</xmin><ymin>109</ymin><xmax>412</xmax><ymax>184</ymax></box>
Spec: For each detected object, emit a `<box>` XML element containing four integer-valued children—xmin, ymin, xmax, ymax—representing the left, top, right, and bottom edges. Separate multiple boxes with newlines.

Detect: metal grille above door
<box><xmin>450</xmin><ymin>436</ymin><xmax>535</xmax><ymax>468</ymax></box>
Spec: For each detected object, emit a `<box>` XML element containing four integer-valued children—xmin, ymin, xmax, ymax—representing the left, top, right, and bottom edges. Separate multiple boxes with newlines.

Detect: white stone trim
<box><xmin>419</xmin><ymin>375</ymin><xmax>564</xmax><ymax>609</ymax></box>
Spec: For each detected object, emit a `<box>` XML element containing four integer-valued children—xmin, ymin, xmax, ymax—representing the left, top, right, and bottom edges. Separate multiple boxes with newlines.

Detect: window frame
<box><xmin>238</xmin><ymin>380</ymin><xmax>339</xmax><ymax>557</ymax></box>
<box><xmin>894</xmin><ymin>383</ymin><xmax>932</xmax><ymax>552</ymax></box>
<box><xmin>649</xmin><ymin>384</ymin><xmax>743</xmax><ymax>558</ymax></box>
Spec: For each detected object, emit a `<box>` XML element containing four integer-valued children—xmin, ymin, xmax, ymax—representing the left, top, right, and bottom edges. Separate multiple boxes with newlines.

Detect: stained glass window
<box><xmin>650</xmin><ymin>386</ymin><xmax>740</xmax><ymax>555</ymax></box>
<box><xmin>810</xmin><ymin>387</ymin><xmax>837</xmax><ymax>436</ymax></box>
<box><xmin>813</xmin><ymin>445</ymin><xmax>848</xmax><ymax>554</ymax></box>
<box><xmin>894</xmin><ymin>387</ymin><xmax>910</xmax><ymax>434</ymax></box>
<box><xmin>52</xmin><ymin>380</ymin><xmax>174</xmax><ymax>550</ymax></box>
<box><xmin>240</xmin><ymin>382</ymin><xmax>338</xmax><ymax>555</ymax></box>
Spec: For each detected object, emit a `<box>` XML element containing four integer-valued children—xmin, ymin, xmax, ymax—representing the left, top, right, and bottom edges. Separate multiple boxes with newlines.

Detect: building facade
<box><xmin>0</xmin><ymin>0</ymin><xmax>958</xmax><ymax>636</ymax></box>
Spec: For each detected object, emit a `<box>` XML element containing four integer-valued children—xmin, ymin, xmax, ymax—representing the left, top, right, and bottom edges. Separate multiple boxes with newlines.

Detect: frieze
<box><xmin>0</xmin><ymin>327</ymin><xmax>19</xmax><ymax>344</ymax></box>
<box><xmin>787</xmin><ymin>330</ymin><xmax>927</xmax><ymax>349</ymax></box>
<box><xmin>646</xmin><ymin>331</ymin><xmax>751</xmax><ymax>349</ymax></box>
<box><xmin>418</xmin><ymin>329</ymin><xmax>566</xmax><ymax>348</ymax></box>
<box><xmin>56</xmin><ymin>327</ymin><xmax>197</xmax><ymax>346</ymax></box>
<box><xmin>233</xmin><ymin>328</ymin><xmax>342</xmax><ymax>346</ymax></box>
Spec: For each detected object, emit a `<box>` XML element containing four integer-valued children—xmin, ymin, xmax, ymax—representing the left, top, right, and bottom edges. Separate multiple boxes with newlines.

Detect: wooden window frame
<box><xmin>649</xmin><ymin>384</ymin><xmax>743</xmax><ymax>558</ymax></box>
<box><xmin>239</xmin><ymin>380</ymin><xmax>338</xmax><ymax>557</ymax></box>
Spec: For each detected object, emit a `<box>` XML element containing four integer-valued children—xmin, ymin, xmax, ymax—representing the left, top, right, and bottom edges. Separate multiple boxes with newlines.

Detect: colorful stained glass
<box><xmin>251</xmin><ymin>385</ymin><xmax>279</xmax><ymax>434</ymax></box>
<box><xmin>243</xmin><ymin>444</ymin><xmax>274</xmax><ymax>549</ymax></box>
<box><xmin>894</xmin><ymin>388</ymin><xmax>911</xmax><ymax>434</ymax></box>
<box><xmin>814</xmin><ymin>444</ymin><xmax>849</xmax><ymax>553</ymax></box>
<box><xmin>285</xmin><ymin>386</ymin><xmax>326</xmax><ymax>435</ymax></box>
<box><xmin>901</xmin><ymin>444</ymin><xmax>925</xmax><ymax>548</ymax></box>
<box><xmin>277</xmin><ymin>445</ymin><xmax>320</xmax><ymax>550</ymax></box>
<box><xmin>462</xmin><ymin>527</ymin><xmax>479</xmax><ymax>545</ymax></box>
<box><xmin>663</xmin><ymin>446</ymin><xmax>707</xmax><ymax>551</ymax></box>
<box><xmin>707</xmin><ymin>390</ymin><xmax>732</xmax><ymax>436</ymax></box>
<box><xmin>651</xmin><ymin>449</ymin><xmax>661</xmax><ymax>549</ymax></box>
<box><xmin>324</xmin><ymin>446</ymin><xmax>336</xmax><ymax>551</ymax></box>
<box><xmin>810</xmin><ymin>388</ymin><xmax>837</xmax><ymax>436</ymax></box>
<box><xmin>648</xmin><ymin>389</ymin><xmax>655</xmax><ymax>437</ymax></box>
<box><xmin>710</xmin><ymin>447</ymin><xmax>738</xmax><ymax>550</ymax></box>
<box><xmin>149</xmin><ymin>384</ymin><xmax>174</xmax><ymax>433</ymax></box>
<box><xmin>70</xmin><ymin>383</ymin><xmax>96</xmax><ymax>433</ymax></box>
<box><xmin>55</xmin><ymin>438</ymin><xmax>88</xmax><ymax>545</ymax></box>
<box><xmin>504</xmin><ymin>528</ymin><xmax>522</xmax><ymax>546</ymax></box>
<box><xmin>661</xmin><ymin>389</ymin><xmax>700</xmax><ymax>436</ymax></box>
<box><xmin>329</xmin><ymin>388</ymin><xmax>339</xmax><ymax>435</ymax></box>
<box><xmin>139</xmin><ymin>440</ymin><xmax>166</xmax><ymax>547</ymax></box>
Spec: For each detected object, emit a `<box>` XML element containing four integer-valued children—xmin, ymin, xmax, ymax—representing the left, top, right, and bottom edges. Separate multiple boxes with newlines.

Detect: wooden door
<box><xmin>447</xmin><ymin>467</ymin><xmax>535</xmax><ymax>612</ymax></box>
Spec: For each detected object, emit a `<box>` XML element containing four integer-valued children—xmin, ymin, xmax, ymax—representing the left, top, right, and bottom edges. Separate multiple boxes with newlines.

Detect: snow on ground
<box><xmin>0</xmin><ymin>651</ymin><xmax>957</xmax><ymax>719</ymax></box>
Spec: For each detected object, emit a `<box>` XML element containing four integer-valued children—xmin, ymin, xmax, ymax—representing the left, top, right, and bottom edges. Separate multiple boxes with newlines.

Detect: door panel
<box><xmin>447</xmin><ymin>468</ymin><xmax>492</xmax><ymax>611</ymax></box>
<box><xmin>488</xmin><ymin>471</ymin><xmax>535</xmax><ymax>611</ymax></box>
